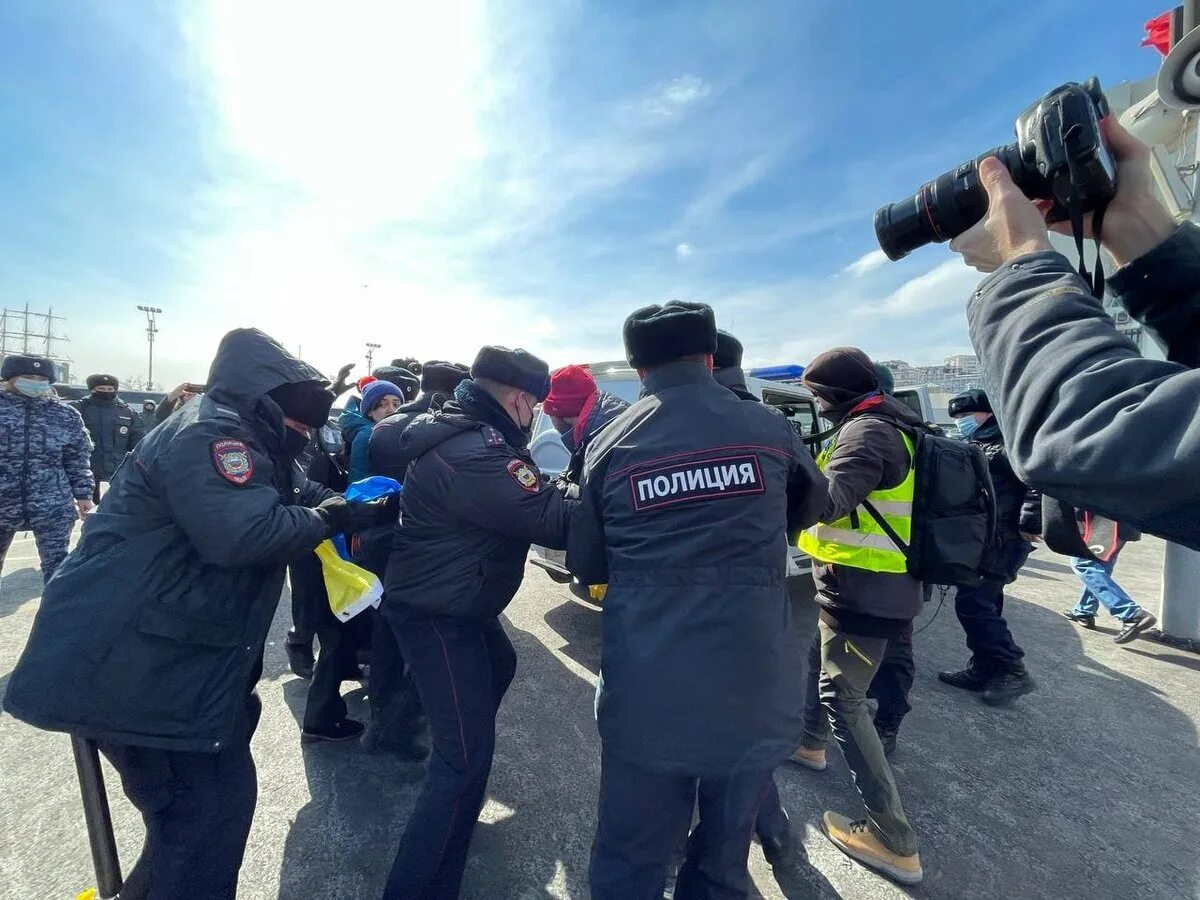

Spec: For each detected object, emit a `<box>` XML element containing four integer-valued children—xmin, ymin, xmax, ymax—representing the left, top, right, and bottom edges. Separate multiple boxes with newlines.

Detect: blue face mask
<box><xmin>13</xmin><ymin>377</ymin><xmax>53</xmax><ymax>398</ymax></box>
<box><xmin>956</xmin><ymin>416</ymin><xmax>981</xmax><ymax>439</ymax></box>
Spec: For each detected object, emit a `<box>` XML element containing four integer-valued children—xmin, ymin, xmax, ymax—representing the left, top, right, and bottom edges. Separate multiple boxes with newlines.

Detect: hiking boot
<box><xmin>759</xmin><ymin>811</ymin><xmax>807</xmax><ymax>871</ymax></box>
<box><xmin>1062</xmin><ymin>609</ymin><xmax>1096</xmax><ymax>629</ymax></box>
<box><xmin>360</xmin><ymin>719</ymin><xmax>428</xmax><ymax>759</ymax></box>
<box><xmin>981</xmin><ymin>670</ymin><xmax>1036</xmax><ymax>707</ymax></box>
<box><xmin>301</xmin><ymin>718</ymin><xmax>365</xmax><ymax>744</ymax></box>
<box><xmin>1115</xmin><ymin>611</ymin><xmax>1157</xmax><ymax>645</ymax></box>
<box><xmin>285</xmin><ymin>639</ymin><xmax>315</xmax><ymax>679</ymax></box>
<box><xmin>937</xmin><ymin>663</ymin><xmax>991</xmax><ymax>693</ymax></box>
<box><xmin>822</xmin><ymin>811</ymin><xmax>922</xmax><ymax>886</ymax></box>
<box><xmin>874</xmin><ymin>720</ymin><xmax>900</xmax><ymax>758</ymax></box>
<box><xmin>788</xmin><ymin>745</ymin><xmax>827</xmax><ymax>771</ymax></box>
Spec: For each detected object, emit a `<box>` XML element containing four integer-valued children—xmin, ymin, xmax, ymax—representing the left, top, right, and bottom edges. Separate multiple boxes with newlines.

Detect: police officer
<box><xmin>72</xmin><ymin>373</ymin><xmax>146</xmax><ymax>504</ymax></box>
<box><xmin>4</xmin><ymin>328</ymin><xmax>377</xmax><ymax>897</ymax></box>
<box><xmin>381</xmin><ymin>347</ymin><xmax>572</xmax><ymax>899</ymax></box>
<box><xmin>939</xmin><ymin>389</ymin><xmax>1039</xmax><ymax>705</ymax></box>
<box><xmin>359</xmin><ymin>360</ymin><xmax>470</xmax><ymax>755</ymax></box>
<box><xmin>568</xmin><ymin>303</ymin><xmax>827</xmax><ymax>900</ymax></box>
<box><xmin>0</xmin><ymin>355</ymin><xmax>94</xmax><ymax>582</ymax></box>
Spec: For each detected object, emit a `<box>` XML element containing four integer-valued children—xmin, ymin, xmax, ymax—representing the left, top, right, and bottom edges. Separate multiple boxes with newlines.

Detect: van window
<box><xmin>761</xmin><ymin>391</ymin><xmax>823</xmax><ymax>450</ymax></box>
<box><xmin>893</xmin><ymin>389</ymin><xmax>925</xmax><ymax>421</ymax></box>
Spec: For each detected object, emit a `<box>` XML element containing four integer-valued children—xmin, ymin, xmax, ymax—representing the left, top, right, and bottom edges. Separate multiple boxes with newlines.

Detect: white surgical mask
<box><xmin>956</xmin><ymin>416</ymin><xmax>982</xmax><ymax>439</ymax></box>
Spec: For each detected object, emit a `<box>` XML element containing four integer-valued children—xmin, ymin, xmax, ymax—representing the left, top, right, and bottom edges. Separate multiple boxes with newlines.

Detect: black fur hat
<box><xmin>2</xmin><ymin>355</ymin><xmax>58</xmax><ymax>382</ymax></box>
<box><xmin>421</xmin><ymin>361</ymin><xmax>471</xmax><ymax>393</ymax></box>
<box><xmin>470</xmin><ymin>347</ymin><xmax>552</xmax><ymax>401</ymax></box>
<box><xmin>86</xmin><ymin>373</ymin><xmax>119</xmax><ymax>390</ymax></box>
<box><xmin>623</xmin><ymin>301</ymin><xmax>717</xmax><ymax>368</ymax></box>
<box><xmin>713</xmin><ymin>330</ymin><xmax>744</xmax><ymax>370</ymax></box>
<box><xmin>948</xmin><ymin>389</ymin><xmax>992</xmax><ymax>418</ymax></box>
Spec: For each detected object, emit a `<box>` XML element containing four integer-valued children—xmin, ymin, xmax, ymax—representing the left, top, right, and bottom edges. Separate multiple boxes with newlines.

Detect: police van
<box><xmin>528</xmin><ymin>362</ymin><xmax>824</xmax><ymax>605</ymax></box>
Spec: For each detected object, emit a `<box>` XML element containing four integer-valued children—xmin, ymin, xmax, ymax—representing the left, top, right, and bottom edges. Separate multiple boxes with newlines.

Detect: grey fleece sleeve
<box><xmin>967</xmin><ymin>251</ymin><xmax>1200</xmax><ymax>547</ymax></box>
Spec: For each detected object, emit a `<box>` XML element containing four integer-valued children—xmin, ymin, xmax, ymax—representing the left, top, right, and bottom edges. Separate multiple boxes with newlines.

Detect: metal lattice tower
<box><xmin>0</xmin><ymin>304</ymin><xmax>73</xmax><ymax>382</ymax></box>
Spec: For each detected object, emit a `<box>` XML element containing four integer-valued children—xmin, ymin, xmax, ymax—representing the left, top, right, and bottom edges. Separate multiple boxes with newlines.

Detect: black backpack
<box><xmin>857</xmin><ymin>417</ymin><xmax>998</xmax><ymax>588</ymax></box>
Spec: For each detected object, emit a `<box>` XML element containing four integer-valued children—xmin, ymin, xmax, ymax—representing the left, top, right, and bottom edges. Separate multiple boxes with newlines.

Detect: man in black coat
<box><xmin>380</xmin><ymin>347</ymin><xmax>573</xmax><ymax>899</ymax></box>
<box><xmin>4</xmin><ymin>328</ymin><xmax>375</xmax><ymax>897</ymax></box>
<box><xmin>568</xmin><ymin>303</ymin><xmax>827</xmax><ymax>900</ymax></box>
<box><xmin>938</xmin><ymin>389</ymin><xmax>1040</xmax><ymax>705</ymax></box>
<box><xmin>72</xmin><ymin>374</ymin><xmax>146</xmax><ymax>504</ymax></box>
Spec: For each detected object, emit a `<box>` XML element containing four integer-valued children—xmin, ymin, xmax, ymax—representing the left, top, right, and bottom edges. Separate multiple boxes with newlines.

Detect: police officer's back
<box><xmin>4</xmin><ymin>328</ymin><xmax>367</xmax><ymax>897</ymax></box>
<box><xmin>566</xmin><ymin>301</ymin><xmax>827</xmax><ymax>899</ymax></box>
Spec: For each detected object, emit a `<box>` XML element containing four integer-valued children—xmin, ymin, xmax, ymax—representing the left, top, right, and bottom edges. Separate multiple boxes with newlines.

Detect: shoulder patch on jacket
<box><xmin>481</xmin><ymin>426</ymin><xmax>506</xmax><ymax>447</ymax></box>
<box><xmin>211</xmin><ymin>439</ymin><xmax>254</xmax><ymax>485</ymax></box>
<box><xmin>506</xmin><ymin>458</ymin><xmax>540</xmax><ymax>493</ymax></box>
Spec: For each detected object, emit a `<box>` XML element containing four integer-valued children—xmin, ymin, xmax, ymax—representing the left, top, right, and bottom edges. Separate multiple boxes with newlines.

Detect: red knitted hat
<box><xmin>542</xmin><ymin>365</ymin><xmax>597</xmax><ymax>418</ymax></box>
<box><xmin>355</xmin><ymin>375</ymin><xmax>378</xmax><ymax>392</ymax></box>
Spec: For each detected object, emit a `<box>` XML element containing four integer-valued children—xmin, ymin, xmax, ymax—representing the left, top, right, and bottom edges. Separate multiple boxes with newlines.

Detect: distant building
<box><xmin>878</xmin><ymin>357</ymin><xmax>983</xmax><ymax>395</ymax></box>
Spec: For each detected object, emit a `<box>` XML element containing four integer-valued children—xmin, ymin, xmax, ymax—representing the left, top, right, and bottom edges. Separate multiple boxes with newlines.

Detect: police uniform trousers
<box><xmin>383</xmin><ymin>612</ymin><xmax>516</xmax><ymax>900</ymax></box>
<box><xmin>590</xmin><ymin>746</ymin><xmax>776</xmax><ymax>900</ymax></box>
<box><xmin>290</xmin><ymin>551</ymin><xmax>361</xmax><ymax>731</ymax></box>
<box><xmin>0</xmin><ymin>518</ymin><xmax>74</xmax><ymax>584</ymax></box>
<box><xmin>97</xmin><ymin>691</ymin><xmax>262</xmax><ymax>900</ymax></box>
<box><xmin>953</xmin><ymin>539</ymin><xmax>1031</xmax><ymax>674</ymax></box>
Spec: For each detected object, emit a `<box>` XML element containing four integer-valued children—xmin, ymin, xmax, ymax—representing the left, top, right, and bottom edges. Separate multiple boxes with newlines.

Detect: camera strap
<box><xmin>1063</xmin><ymin>124</ymin><xmax>1107</xmax><ymax>299</ymax></box>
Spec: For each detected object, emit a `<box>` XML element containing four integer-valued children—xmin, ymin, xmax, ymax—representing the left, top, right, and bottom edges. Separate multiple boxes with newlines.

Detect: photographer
<box><xmin>949</xmin><ymin>117</ymin><xmax>1199</xmax><ymax>549</ymax></box>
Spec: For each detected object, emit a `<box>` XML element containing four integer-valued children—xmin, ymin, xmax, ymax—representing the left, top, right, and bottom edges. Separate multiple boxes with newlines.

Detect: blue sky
<box><xmin>0</xmin><ymin>0</ymin><xmax>1167</xmax><ymax>387</ymax></box>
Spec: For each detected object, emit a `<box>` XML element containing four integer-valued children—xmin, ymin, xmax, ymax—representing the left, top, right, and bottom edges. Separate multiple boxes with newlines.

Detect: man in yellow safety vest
<box><xmin>795</xmin><ymin>347</ymin><xmax>926</xmax><ymax>887</ymax></box>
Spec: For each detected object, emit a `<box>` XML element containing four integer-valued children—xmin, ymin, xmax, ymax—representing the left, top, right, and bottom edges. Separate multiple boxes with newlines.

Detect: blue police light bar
<box><xmin>749</xmin><ymin>364</ymin><xmax>805</xmax><ymax>381</ymax></box>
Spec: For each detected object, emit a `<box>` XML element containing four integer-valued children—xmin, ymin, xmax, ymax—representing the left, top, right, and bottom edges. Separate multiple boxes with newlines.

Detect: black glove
<box><xmin>349</xmin><ymin>499</ymin><xmax>390</xmax><ymax>531</ymax></box>
<box><xmin>315</xmin><ymin>496</ymin><xmax>354</xmax><ymax>535</ymax></box>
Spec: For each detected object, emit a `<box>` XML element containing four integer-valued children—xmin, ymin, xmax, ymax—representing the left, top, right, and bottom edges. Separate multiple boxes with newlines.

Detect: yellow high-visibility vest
<box><xmin>798</xmin><ymin>431</ymin><xmax>915</xmax><ymax>573</ymax></box>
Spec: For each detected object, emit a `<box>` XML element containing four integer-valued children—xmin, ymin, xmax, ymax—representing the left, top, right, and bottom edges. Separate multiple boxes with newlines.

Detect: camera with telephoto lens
<box><xmin>874</xmin><ymin>77</ymin><xmax>1118</xmax><ymax>261</ymax></box>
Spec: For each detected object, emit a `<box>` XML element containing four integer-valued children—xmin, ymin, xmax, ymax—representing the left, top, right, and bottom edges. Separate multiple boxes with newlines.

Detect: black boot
<box><xmin>874</xmin><ymin>719</ymin><xmax>901</xmax><ymax>758</ymax></box>
<box><xmin>285</xmin><ymin>635</ymin><xmax>315</xmax><ymax>679</ymax></box>
<box><xmin>360</xmin><ymin>719</ymin><xmax>428</xmax><ymax>759</ymax></box>
<box><xmin>937</xmin><ymin>663</ymin><xmax>991</xmax><ymax>693</ymax></box>
<box><xmin>301</xmin><ymin>718</ymin><xmax>365</xmax><ymax>743</ymax></box>
<box><xmin>981</xmin><ymin>669</ymin><xmax>1036</xmax><ymax>706</ymax></box>
<box><xmin>759</xmin><ymin>811</ymin><xmax>807</xmax><ymax>871</ymax></box>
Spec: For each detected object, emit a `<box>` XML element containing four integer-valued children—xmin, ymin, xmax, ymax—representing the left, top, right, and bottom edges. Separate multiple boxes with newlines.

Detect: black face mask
<box><xmin>92</xmin><ymin>391</ymin><xmax>116</xmax><ymax>402</ymax></box>
<box><xmin>282</xmin><ymin>427</ymin><xmax>310</xmax><ymax>458</ymax></box>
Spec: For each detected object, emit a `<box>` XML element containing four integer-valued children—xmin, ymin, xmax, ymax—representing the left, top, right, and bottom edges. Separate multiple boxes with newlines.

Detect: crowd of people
<box><xmin>0</xmin><ymin>121</ymin><xmax>1195</xmax><ymax>900</ymax></box>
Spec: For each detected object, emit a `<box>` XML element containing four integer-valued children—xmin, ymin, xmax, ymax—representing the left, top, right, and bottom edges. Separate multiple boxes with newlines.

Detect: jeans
<box><xmin>803</xmin><ymin>620</ymin><xmax>918</xmax><ymax>856</ymax></box>
<box><xmin>1071</xmin><ymin>544</ymin><xmax>1141</xmax><ymax>622</ymax></box>
<box><xmin>383</xmin><ymin>614</ymin><xmax>516</xmax><ymax>900</ymax></box>
<box><xmin>0</xmin><ymin>518</ymin><xmax>74</xmax><ymax>584</ymax></box>
<box><xmin>590</xmin><ymin>748</ymin><xmax>774</xmax><ymax>900</ymax></box>
<box><xmin>97</xmin><ymin>695</ymin><xmax>261</xmax><ymax>900</ymax></box>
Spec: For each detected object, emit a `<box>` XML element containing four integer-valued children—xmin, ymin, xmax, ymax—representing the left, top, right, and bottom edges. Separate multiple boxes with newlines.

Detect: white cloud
<box><xmin>854</xmin><ymin>259</ymin><xmax>979</xmax><ymax>317</ymax></box>
<box><xmin>675</xmin><ymin>242</ymin><xmax>694</xmax><ymax>259</ymax></box>
<box><xmin>646</xmin><ymin>75</ymin><xmax>711</xmax><ymax>117</ymax></box>
<box><xmin>843</xmin><ymin>249</ymin><xmax>889</xmax><ymax>278</ymax></box>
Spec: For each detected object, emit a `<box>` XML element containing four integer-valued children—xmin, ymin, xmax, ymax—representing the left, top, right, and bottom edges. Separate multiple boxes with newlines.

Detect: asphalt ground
<box><xmin>2</xmin><ymin>531</ymin><xmax>1197</xmax><ymax>899</ymax></box>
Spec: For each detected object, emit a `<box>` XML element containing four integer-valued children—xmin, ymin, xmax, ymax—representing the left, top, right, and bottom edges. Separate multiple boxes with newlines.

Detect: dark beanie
<box><xmin>802</xmin><ymin>347</ymin><xmax>880</xmax><ymax>406</ymax></box>
<box><xmin>268</xmin><ymin>379</ymin><xmax>335</xmax><ymax>427</ymax></box>
<box><xmin>421</xmin><ymin>361</ymin><xmax>471</xmax><ymax>393</ymax></box>
<box><xmin>2</xmin><ymin>355</ymin><xmax>58</xmax><ymax>382</ymax></box>
<box><xmin>948</xmin><ymin>389</ymin><xmax>992</xmax><ymax>418</ymax></box>
<box><xmin>713</xmin><ymin>330</ymin><xmax>744</xmax><ymax>370</ymax></box>
<box><xmin>623</xmin><ymin>300</ymin><xmax>717</xmax><ymax>368</ymax></box>
<box><xmin>873</xmin><ymin>363</ymin><xmax>895</xmax><ymax>395</ymax></box>
<box><xmin>87</xmin><ymin>373</ymin><xmax>119</xmax><ymax>390</ymax></box>
<box><xmin>471</xmin><ymin>347</ymin><xmax>552</xmax><ymax>401</ymax></box>
<box><xmin>372</xmin><ymin>365</ymin><xmax>420</xmax><ymax>399</ymax></box>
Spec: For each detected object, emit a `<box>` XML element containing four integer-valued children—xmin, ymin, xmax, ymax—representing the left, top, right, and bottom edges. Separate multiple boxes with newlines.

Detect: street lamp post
<box><xmin>137</xmin><ymin>306</ymin><xmax>162</xmax><ymax>391</ymax></box>
<box><xmin>365</xmin><ymin>341</ymin><xmax>381</xmax><ymax>373</ymax></box>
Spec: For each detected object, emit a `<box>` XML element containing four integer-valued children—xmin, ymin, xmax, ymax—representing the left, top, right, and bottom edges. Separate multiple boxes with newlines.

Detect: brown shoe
<box><xmin>788</xmin><ymin>745</ymin><xmax>827</xmax><ymax>771</ymax></box>
<box><xmin>822</xmin><ymin>811</ymin><xmax>922</xmax><ymax>885</ymax></box>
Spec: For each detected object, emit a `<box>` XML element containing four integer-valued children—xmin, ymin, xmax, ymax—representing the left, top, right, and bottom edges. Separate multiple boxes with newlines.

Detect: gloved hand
<box><xmin>348</xmin><ymin>499</ymin><xmax>390</xmax><ymax>531</ymax></box>
<box><xmin>315</xmin><ymin>496</ymin><xmax>355</xmax><ymax>535</ymax></box>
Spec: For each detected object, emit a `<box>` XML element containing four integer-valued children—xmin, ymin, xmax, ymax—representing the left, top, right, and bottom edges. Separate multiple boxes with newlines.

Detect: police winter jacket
<box><xmin>71</xmin><ymin>394</ymin><xmax>146</xmax><ymax>481</ymax></box>
<box><xmin>0</xmin><ymin>390</ymin><xmax>94</xmax><ymax>529</ymax></box>
<box><xmin>4</xmin><ymin>329</ymin><xmax>336</xmax><ymax>752</ymax></box>
<box><xmin>713</xmin><ymin>365</ymin><xmax>757</xmax><ymax>402</ymax></box>
<box><xmin>562</xmin><ymin>390</ymin><xmax>630</xmax><ymax>484</ymax></box>
<box><xmin>566</xmin><ymin>361</ymin><xmax>827</xmax><ymax>776</ymax></box>
<box><xmin>383</xmin><ymin>381</ymin><xmax>573</xmax><ymax>621</ymax></box>
<box><xmin>967</xmin><ymin>222</ymin><xmax>1200</xmax><ymax>550</ymax></box>
<box><xmin>368</xmin><ymin>393</ymin><xmax>439</xmax><ymax>483</ymax></box>
<box><xmin>810</xmin><ymin>395</ymin><xmax>926</xmax><ymax>632</ymax></box>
